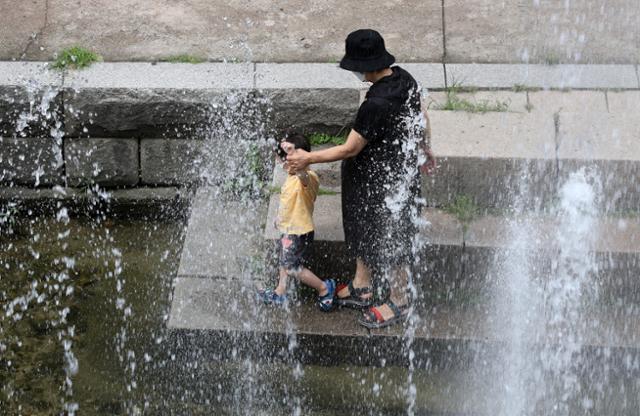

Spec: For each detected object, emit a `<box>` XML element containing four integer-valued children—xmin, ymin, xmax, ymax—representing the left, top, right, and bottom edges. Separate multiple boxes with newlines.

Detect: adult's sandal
<box><xmin>358</xmin><ymin>300</ymin><xmax>409</xmax><ymax>329</ymax></box>
<box><xmin>335</xmin><ymin>280</ymin><xmax>373</xmax><ymax>308</ymax></box>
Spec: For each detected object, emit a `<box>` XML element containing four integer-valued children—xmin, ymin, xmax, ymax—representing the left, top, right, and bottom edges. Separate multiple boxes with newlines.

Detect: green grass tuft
<box><xmin>163</xmin><ymin>54</ymin><xmax>206</xmax><ymax>64</ymax></box>
<box><xmin>436</xmin><ymin>82</ymin><xmax>510</xmax><ymax>113</ymax></box>
<box><xmin>308</xmin><ymin>133</ymin><xmax>347</xmax><ymax>147</ymax></box>
<box><xmin>52</xmin><ymin>46</ymin><xmax>101</xmax><ymax>70</ymax></box>
<box><xmin>444</xmin><ymin>195</ymin><xmax>479</xmax><ymax>232</ymax></box>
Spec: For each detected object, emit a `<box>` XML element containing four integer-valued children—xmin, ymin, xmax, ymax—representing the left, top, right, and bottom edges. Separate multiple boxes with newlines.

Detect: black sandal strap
<box><xmin>347</xmin><ymin>280</ymin><xmax>372</xmax><ymax>297</ymax></box>
<box><xmin>386</xmin><ymin>300</ymin><xmax>409</xmax><ymax>318</ymax></box>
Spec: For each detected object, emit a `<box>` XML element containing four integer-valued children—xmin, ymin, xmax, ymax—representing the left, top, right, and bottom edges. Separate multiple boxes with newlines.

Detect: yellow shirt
<box><xmin>278</xmin><ymin>170</ymin><xmax>319</xmax><ymax>235</ymax></box>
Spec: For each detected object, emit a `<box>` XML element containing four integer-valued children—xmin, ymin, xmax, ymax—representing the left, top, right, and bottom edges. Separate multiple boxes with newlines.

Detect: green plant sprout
<box><xmin>436</xmin><ymin>82</ymin><xmax>510</xmax><ymax>113</ymax></box>
<box><xmin>309</xmin><ymin>133</ymin><xmax>347</xmax><ymax>146</ymax></box>
<box><xmin>52</xmin><ymin>46</ymin><xmax>101</xmax><ymax>70</ymax></box>
<box><xmin>444</xmin><ymin>194</ymin><xmax>480</xmax><ymax>232</ymax></box>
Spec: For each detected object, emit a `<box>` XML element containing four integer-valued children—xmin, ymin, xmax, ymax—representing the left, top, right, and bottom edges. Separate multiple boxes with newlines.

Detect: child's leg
<box><xmin>274</xmin><ymin>267</ymin><xmax>289</xmax><ymax>296</ymax></box>
<box><xmin>295</xmin><ymin>267</ymin><xmax>328</xmax><ymax>296</ymax></box>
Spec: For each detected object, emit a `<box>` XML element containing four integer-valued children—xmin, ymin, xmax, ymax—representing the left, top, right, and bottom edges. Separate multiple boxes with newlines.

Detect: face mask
<box><xmin>351</xmin><ymin>71</ymin><xmax>367</xmax><ymax>82</ymax></box>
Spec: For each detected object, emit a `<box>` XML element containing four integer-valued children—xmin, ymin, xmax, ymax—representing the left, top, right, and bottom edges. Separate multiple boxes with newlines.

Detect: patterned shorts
<box><xmin>279</xmin><ymin>232</ymin><xmax>314</xmax><ymax>271</ymax></box>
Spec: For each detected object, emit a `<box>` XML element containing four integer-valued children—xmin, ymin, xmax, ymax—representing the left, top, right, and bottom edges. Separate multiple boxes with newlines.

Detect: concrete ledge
<box><xmin>0</xmin><ymin>186</ymin><xmax>192</xmax><ymax>217</ymax></box>
<box><xmin>445</xmin><ymin>64</ymin><xmax>640</xmax><ymax>89</ymax></box>
<box><xmin>0</xmin><ymin>62</ymin><xmax>62</xmax><ymax>86</ymax></box>
<box><xmin>65</xmin><ymin>62</ymin><xmax>254</xmax><ymax>89</ymax></box>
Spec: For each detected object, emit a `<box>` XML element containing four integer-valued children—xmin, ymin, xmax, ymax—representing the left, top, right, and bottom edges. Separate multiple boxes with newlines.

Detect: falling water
<box><xmin>489</xmin><ymin>166</ymin><xmax>603</xmax><ymax>416</ymax></box>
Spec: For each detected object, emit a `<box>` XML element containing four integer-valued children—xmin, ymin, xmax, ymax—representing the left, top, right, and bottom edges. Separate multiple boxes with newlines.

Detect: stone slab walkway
<box><xmin>2</xmin><ymin>1</ymin><xmax>638</xmax><ymax>64</ymax></box>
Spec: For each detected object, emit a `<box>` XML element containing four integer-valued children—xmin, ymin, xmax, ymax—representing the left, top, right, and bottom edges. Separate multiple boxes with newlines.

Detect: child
<box><xmin>258</xmin><ymin>132</ymin><xmax>336</xmax><ymax>312</ymax></box>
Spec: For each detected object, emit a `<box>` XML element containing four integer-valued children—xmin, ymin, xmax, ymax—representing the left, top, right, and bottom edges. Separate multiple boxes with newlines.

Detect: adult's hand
<box><xmin>286</xmin><ymin>148</ymin><xmax>312</xmax><ymax>171</ymax></box>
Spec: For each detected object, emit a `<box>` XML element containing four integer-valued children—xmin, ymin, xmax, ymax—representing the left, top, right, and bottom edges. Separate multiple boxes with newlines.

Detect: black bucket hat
<box><xmin>339</xmin><ymin>29</ymin><xmax>396</xmax><ymax>73</ymax></box>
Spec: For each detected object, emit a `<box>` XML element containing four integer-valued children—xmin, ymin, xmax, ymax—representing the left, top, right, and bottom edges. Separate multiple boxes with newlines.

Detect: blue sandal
<box><xmin>316</xmin><ymin>279</ymin><xmax>336</xmax><ymax>312</ymax></box>
<box><xmin>257</xmin><ymin>289</ymin><xmax>288</xmax><ymax>306</ymax></box>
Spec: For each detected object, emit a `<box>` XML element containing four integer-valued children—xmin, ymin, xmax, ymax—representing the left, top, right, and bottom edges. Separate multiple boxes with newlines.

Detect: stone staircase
<box><xmin>154</xmin><ymin>64</ymin><xmax>640</xmax><ymax>413</ymax></box>
<box><xmin>168</xmin><ymin>101</ymin><xmax>640</xmax><ymax>368</ymax></box>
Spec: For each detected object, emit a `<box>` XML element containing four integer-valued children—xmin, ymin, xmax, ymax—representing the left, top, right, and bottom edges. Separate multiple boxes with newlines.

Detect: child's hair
<box><xmin>276</xmin><ymin>131</ymin><xmax>311</xmax><ymax>160</ymax></box>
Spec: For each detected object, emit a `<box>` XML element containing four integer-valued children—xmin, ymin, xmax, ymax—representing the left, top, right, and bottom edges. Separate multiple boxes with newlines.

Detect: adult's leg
<box><xmin>337</xmin><ymin>258</ymin><xmax>373</xmax><ymax>299</ymax></box>
<box><xmin>371</xmin><ymin>265</ymin><xmax>412</xmax><ymax>321</ymax></box>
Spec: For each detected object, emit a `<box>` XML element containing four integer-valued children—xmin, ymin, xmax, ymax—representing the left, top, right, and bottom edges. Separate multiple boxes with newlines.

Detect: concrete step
<box><xmin>424</xmin><ymin>91</ymin><xmax>640</xmax><ymax>212</ymax></box>
<box><xmin>168</xmin><ymin>277</ymin><xmax>640</xmax><ymax>373</ymax></box>
<box><xmin>265</xmin><ymin>162</ymin><xmax>640</xmax><ymax>305</ymax></box>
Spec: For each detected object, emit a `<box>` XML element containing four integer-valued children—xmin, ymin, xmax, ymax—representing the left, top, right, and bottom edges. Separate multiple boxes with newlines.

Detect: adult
<box><xmin>287</xmin><ymin>29</ymin><xmax>435</xmax><ymax>328</ymax></box>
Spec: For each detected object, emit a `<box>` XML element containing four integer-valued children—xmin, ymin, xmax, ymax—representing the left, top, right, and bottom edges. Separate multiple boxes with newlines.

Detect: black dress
<box><xmin>342</xmin><ymin>66</ymin><xmax>424</xmax><ymax>272</ymax></box>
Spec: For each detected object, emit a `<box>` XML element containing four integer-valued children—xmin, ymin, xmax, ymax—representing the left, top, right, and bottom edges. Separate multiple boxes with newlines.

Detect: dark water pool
<box><xmin>2</xmin><ymin>215</ymin><xmax>638</xmax><ymax>416</ymax></box>
<box><xmin>1</xmin><ymin>216</ymin><xmax>184</xmax><ymax>415</ymax></box>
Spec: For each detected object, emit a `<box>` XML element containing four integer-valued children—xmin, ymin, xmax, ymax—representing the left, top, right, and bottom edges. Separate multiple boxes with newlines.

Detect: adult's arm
<box><xmin>286</xmin><ymin>129</ymin><xmax>367</xmax><ymax>171</ymax></box>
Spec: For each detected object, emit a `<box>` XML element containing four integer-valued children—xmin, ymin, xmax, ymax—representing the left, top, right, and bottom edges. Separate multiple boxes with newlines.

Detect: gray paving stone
<box><xmin>606</xmin><ymin>91</ymin><xmax>640</xmax><ymax>114</ymax></box>
<box><xmin>528</xmin><ymin>90</ymin><xmax>608</xmax><ymax>114</ymax></box>
<box><xmin>526</xmin><ymin>65</ymin><xmax>639</xmax><ymax>89</ymax></box>
<box><xmin>167</xmin><ymin>277</ymin><xmax>640</xmax><ymax>365</ymax></box>
<box><xmin>140</xmin><ymin>139</ymin><xmax>203</xmax><ymax>185</ymax></box>
<box><xmin>0</xmin><ymin>137</ymin><xmax>63</xmax><ymax>186</ymax></box>
<box><xmin>64</xmin><ymin>138</ymin><xmax>139</xmax><ymax>187</ymax></box>
<box><xmin>445</xmin><ymin>64</ymin><xmax>534</xmax><ymax>88</ymax></box>
<box><xmin>558</xmin><ymin>112</ymin><xmax>640</xmax><ymax>161</ymax></box>
<box><xmin>0</xmin><ymin>0</ymin><xmax>47</xmax><ymax>60</ymax></box>
<box><xmin>445</xmin><ymin>0</ymin><xmax>640</xmax><ymax>64</ymax></box>
<box><xmin>432</xmin><ymin>157</ymin><xmax>558</xmax><ymax>211</ymax></box>
<box><xmin>11</xmin><ymin>0</ymin><xmax>444</xmax><ymax>62</ymax></box>
<box><xmin>429</xmin><ymin>110</ymin><xmax>557</xmax><ymax>158</ymax></box>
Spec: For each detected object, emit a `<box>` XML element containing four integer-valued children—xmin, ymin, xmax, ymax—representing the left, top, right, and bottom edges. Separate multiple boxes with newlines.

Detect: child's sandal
<box><xmin>316</xmin><ymin>279</ymin><xmax>336</xmax><ymax>312</ymax></box>
<box><xmin>257</xmin><ymin>289</ymin><xmax>288</xmax><ymax>306</ymax></box>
